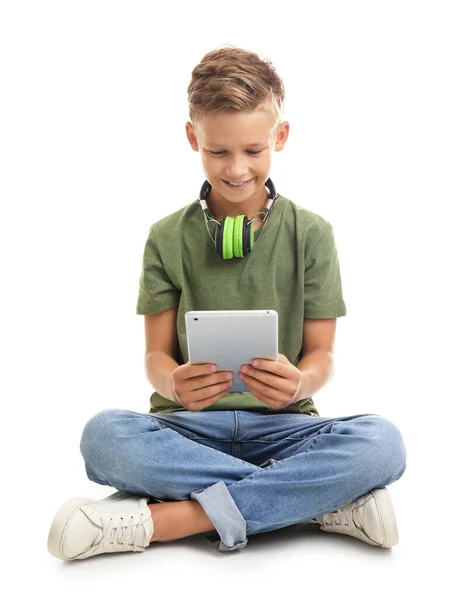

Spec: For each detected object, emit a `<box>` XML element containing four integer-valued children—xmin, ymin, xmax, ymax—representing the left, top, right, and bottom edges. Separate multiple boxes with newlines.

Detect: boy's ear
<box><xmin>186</xmin><ymin>122</ymin><xmax>200</xmax><ymax>152</ymax></box>
<box><xmin>274</xmin><ymin>121</ymin><xmax>290</xmax><ymax>152</ymax></box>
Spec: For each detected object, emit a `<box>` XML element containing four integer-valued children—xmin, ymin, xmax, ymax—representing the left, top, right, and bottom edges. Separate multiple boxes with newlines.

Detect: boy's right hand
<box><xmin>171</xmin><ymin>363</ymin><xmax>233</xmax><ymax>411</ymax></box>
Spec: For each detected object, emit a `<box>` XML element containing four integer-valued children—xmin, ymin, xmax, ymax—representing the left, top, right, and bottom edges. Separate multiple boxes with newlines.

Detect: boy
<box><xmin>47</xmin><ymin>46</ymin><xmax>406</xmax><ymax>560</ymax></box>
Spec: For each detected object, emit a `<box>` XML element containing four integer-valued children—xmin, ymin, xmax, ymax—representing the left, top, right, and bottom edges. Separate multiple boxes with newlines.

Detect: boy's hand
<box><xmin>171</xmin><ymin>362</ymin><xmax>233</xmax><ymax>412</ymax></box>
<box><xmin>238</xmin><ymin>353</ymin><xmax>303</xmax><ymax>409</ymax></box>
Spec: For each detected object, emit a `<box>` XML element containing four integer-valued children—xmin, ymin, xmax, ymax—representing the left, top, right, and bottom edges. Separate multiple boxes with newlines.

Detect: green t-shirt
<box><xmin>136</xmin><ymin>193</ymin><xmax>347</xmax><ymax>415</ymax></box>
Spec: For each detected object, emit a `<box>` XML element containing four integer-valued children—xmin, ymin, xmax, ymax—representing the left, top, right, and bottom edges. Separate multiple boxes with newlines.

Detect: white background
<box><xmin>1</xmin><ymin>1</ymin><xmax>467</xmax><ymax>597</ymax></box>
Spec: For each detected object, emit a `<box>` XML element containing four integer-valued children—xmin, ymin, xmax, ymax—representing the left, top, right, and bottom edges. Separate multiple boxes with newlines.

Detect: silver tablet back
<box><xmin>185</xmin><ymin>310</ymin><xmax>278</xmax><ymax>393</ymax></box>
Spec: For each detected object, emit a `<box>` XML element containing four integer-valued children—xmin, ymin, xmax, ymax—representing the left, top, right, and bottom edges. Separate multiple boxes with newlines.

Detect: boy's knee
<box><xmin>80</xmin><ymin>408</ymin><xmax>166</xmax><ymax>458</ymax></box>
<box><xmin>80</xmin><ymin>408</ymin><xmax>129</xmax><ymax>458</ymax></box>
<box><xmin>360</xmin><ymin>414</ymin><xmax>407</xmax><ymax>480</ymax></box>
<box><xmin>336</xmin><ymin>414</ymin><xmax>406</xmax><ymax>481</ymax></box>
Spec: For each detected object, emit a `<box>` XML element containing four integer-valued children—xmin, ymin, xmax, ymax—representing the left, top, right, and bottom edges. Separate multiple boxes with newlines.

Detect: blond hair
<box><xmin>187</xmin><ymin>45</ymin><xmax>285</xmax><ymax>129</ymax></box>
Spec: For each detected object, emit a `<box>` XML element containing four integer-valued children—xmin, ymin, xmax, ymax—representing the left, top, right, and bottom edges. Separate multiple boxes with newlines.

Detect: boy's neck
<box><xmin>206</xmin><ymin>186</ymin><xmax>269</xmax><ymax>222</ymax></box>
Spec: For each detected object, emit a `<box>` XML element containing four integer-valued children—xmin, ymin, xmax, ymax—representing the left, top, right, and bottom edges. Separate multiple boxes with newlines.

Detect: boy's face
<box><xmin>186</xmin><ymin>107</ymin><xmax>289</xmax><ymax>218</ymax></box>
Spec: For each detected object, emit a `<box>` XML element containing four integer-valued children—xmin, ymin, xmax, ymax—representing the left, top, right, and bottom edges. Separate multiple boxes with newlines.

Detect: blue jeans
<box><xmin>80</xmin><ymin>409</ymin><xmax>406</xmax><ymax>552</ymax></box>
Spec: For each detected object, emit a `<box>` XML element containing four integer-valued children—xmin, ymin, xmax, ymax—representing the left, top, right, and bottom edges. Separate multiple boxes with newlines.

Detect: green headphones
<box><xmin>197</xmin><ymin>178</ymin><xmax>278</xmax><ymax>259</ymax></box>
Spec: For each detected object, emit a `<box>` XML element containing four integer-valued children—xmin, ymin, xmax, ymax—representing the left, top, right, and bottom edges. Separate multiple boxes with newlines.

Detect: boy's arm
<box><xmin>144</xmin><ymin>307</ymin><xmax>181</xmax><ymax>402</ymax></box>
<box><xmin>295</xmin><ymin>318</ymin><xmax>336</xmax><ymax>401</ymax></box>
<box><xmin>145</xmin><ymin>350</ymin><xmax>180</xmax><ymax>402</ymax></box>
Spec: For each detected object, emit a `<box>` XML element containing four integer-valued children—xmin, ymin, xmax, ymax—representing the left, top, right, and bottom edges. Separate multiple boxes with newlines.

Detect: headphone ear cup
<box><xmin>233</xmin><ymin>215</ymin><xmax>247</xmax><ymax>257</ymax></box>
<box><xmin>243</xmin><ymin>216</ymin><xmax>254</xmax><ymax>256</ymax></box>
<box><xmin>222</xmin><ymin>216</ymin><xmax>235</xmax><ymax>259</ymax></box>
<box><xmin>215</xmin><ymin>219</ymin><xmax>224</xmax><ymax>257</ymax></box>
<box><xmin>215</xmin><ymin>215</ymin><xmax>252</xmax><ymax>259</ymax></box>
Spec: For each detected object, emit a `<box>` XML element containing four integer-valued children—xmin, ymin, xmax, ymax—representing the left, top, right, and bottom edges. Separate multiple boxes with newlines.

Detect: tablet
<box><xmin>185</xmin><ymin>310</ymin><xmax>278</xmax><ymax>393</ymax></box>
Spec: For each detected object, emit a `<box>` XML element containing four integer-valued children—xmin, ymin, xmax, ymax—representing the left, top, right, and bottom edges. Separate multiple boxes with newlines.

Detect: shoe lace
<box><xmin>95</xmin><ymin>513</ymin><xmax>146</xmax><ymax>553</ymax></box>
<box><xmin>324</xmin><ymin>507</ymin><xmax>351</xmax><ymax>527</ymax></box>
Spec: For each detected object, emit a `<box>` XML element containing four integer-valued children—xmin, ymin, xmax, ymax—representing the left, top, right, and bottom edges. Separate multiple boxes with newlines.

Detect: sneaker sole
<box><xmin>47</xmin><ymin>497</ymin><xmax>91</xmax><ymax>560</ymax></box>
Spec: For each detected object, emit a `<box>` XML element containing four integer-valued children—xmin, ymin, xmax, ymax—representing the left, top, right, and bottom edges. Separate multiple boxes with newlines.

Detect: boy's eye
<box><xmin>208</xmin><ymin>150</ymin><xmax>263</xmax><ymax>156</ymax></box>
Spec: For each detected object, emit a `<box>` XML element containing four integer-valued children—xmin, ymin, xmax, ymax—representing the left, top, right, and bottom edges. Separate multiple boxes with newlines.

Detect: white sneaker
<box><xmin>47</xmin><ymin>491</ymin><xmax>154</xmax><ymax>560</ymax></box>
<box><xmin>314</xmin><ymin>487</ymin><xmax>399</xmax><ymax>547</ymax></box>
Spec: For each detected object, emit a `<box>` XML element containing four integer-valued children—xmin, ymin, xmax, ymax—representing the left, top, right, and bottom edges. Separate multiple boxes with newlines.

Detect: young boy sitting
<box><xmin>47</xmin><ymin>46</ymin><xmax>406</xmax><ymax>560</ymax></box>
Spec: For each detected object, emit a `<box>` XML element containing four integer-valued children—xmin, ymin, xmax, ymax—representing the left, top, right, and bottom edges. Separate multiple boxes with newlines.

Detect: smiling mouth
<box><xmin>223</xmin><ymin>178</ymin><xmax>254</xmax><ymax>189</ymax></box>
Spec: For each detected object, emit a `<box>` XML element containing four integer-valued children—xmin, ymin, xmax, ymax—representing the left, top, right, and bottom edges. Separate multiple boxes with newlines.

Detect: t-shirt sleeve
<box><xmin>304</xmin><ymin>222</ymin><xmax>347</xmax><ymax>319</ymax></box>
<box><xmin>136</xmin><ymin>225</ymin><xmax>181</xmax><ymax>315</ymax></box>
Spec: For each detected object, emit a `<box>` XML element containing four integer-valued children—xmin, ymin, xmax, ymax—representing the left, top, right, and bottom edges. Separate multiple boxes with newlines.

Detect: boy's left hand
<box><xmin>238</xmin><ymin>353</ymin><xmax>303</xmax><ymax>409</ymax></box>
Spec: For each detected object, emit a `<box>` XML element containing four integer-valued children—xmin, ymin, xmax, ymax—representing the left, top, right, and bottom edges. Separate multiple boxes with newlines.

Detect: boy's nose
<box><xmin>225</xmin><ymin>156</ymin><xmax>249</xmax><ymax>178</ymax></box>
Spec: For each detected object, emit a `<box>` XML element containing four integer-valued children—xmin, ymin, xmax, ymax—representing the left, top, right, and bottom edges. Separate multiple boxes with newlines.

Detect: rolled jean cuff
<box><xmin>190</xmin><ymin>481</ymin><xmax>248</xmax><ymax>552</ymax></box>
